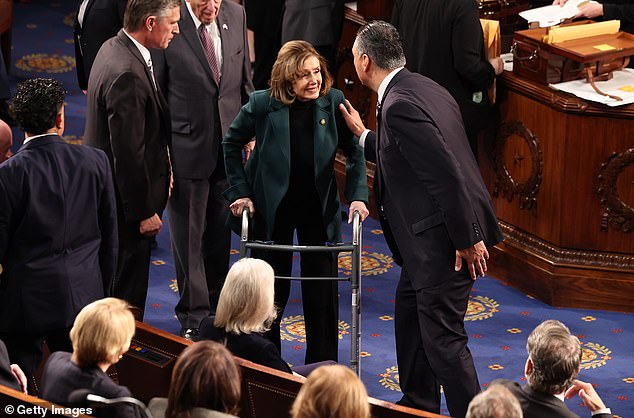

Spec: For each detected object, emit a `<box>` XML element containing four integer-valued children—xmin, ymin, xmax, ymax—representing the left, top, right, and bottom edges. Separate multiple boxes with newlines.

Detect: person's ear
<box><xmin>146</xmin><ymin>16</ymin><xmax>156</xmax><ymax>31</ymax></box>
<box><xmin>525</xmin><ymin>357</ymin><xmax>533</xmax><ymax>376</ymax></box>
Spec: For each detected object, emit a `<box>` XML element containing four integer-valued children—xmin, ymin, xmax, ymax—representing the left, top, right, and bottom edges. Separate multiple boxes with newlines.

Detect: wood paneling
<box><xmin>481</xmin><ymin>71</ymin><xmax>634</xmax><ymax>312</ymax></box>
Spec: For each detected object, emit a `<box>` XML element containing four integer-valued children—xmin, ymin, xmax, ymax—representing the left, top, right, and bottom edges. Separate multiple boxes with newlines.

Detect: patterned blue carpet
<box><xmin>5</xmin><ymin>1</ymin><xmax>634</xmax><ymax>417</ymax></box>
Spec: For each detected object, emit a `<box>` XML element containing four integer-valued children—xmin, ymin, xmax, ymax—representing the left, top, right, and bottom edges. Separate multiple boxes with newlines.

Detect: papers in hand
<box><xmin>519</xmin><ymin>0</ymin><xmax>597</xmax><ymax>28</ymax></box>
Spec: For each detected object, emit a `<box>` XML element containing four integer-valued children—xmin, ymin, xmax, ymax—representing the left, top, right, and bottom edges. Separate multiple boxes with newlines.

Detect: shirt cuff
<box><xmin>358</xmin><ymin>129</ymin><xmax>371</xmax><ymax>148</ymax></box>
<box><xmin>592</xmin><ymin>407</ymin><xmax>611</xmax><ymax>416</ymax></box>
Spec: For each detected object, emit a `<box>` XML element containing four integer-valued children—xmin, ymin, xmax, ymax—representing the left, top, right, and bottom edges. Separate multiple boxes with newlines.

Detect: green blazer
<box><xmin>223</xmin><ymin>88</ymin><xmax>368</xmax><ymax>243</ymax></box>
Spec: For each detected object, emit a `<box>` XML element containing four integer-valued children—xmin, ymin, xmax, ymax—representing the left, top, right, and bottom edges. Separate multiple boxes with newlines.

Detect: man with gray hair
<box><xmin>466</xmin><ymin>384</ymin><xmax>523</xmax><ymax>418</ymax></box>
<box><xmin>84</xmin><ymin>0</ymin><xmax>180</xmax><ymax>317</ymax></box>
<box><xmin>339</xmin><ymin>21</ymin><xmax>502</xmax><ymax>418</ymax></box>
<box><xmin>494</xmin><ymin>320</ymin><xmax>613</xmax><ymax>418</ymax></box>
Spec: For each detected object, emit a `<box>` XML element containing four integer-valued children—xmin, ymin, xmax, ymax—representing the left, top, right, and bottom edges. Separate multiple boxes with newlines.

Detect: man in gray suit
<box><xmin>153</xmin><ymin>0</ymin><xmax>253</xmax><ymax>340</ymax></box>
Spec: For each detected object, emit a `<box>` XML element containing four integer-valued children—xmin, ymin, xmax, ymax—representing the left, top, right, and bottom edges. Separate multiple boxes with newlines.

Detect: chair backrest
<box><xmin>125</xmin><ymin>321</ymin><xmax>448</xmax><ymax>418</ymax></box>
<box><xmin>0</xmin><ymin>384</ymin><xmax>91</xmax><ymax>417</ymax></box>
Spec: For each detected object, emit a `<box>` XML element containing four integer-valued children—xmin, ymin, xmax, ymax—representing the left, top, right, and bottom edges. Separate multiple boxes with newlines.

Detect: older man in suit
<box><xmin>494</xmin><ymin>320</ymin><xmax>613</xmax><ymax>418</ymax></box>
<box><xmin>152</xmin><ymin>0</ymin><xmax>253</xmax><ymax>340</ymax></box>
<box><xmin>392</xmin><ymin>0</ymin><xmax>503</xmax><ymax>155</ymax></box>
<box><xmin>0</xmin><ymin>78</ymin><xmax>117</xmax><ymax>381</ymax></box>
<box><xmin>73</xmin><ymin>0</ymin><xmax>127</xmax><ymax>91</ymax></box>
<box><xmin>340</xmin><ymin>22</ymin><xmax>503</xmax><ymax>418</ymax></box>
<box><xmin>84</xmin><ymin>0</ymin><xmax>180</xmax><ymax>317</ymax></box>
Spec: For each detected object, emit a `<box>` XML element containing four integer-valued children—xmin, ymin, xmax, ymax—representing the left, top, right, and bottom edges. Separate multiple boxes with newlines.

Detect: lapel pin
<box><xmin>222</xmin><ymin>23</ymin><xmax>228</xmax><ymax>30</ymax></box>
<box><xmin>320</xmin><ymin>118</ymin><xmax>326</xmax><ymax>125</ymax></box>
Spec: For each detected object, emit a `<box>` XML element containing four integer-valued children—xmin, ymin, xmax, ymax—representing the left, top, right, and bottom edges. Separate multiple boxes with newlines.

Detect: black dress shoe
<box><xmin>180</xmin><ymin>327</ymin><xmax>200</xmax><ymax>342</ymax></box>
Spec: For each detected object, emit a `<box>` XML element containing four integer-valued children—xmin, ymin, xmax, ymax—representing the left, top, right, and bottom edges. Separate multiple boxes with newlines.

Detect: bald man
<box><xmin>0</xmin><ymin>119</ymin><xmax>11</xmax><ymax>163</ymax></box>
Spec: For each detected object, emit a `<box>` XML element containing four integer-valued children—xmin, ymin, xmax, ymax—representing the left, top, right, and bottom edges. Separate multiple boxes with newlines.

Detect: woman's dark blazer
<box><xmin>199</xmin><ymin>317</ymin><xmax>292</xmax><ymax>373</ymax></box>
<box><xmin>222</xmin><ymin>88</ymin><xmax>368</xmax><ymax>243</ymax></box>
<box><xmin>40</xmin><ymin>352</ymin><xmax>140</xmax><ymax>418</ymax></box>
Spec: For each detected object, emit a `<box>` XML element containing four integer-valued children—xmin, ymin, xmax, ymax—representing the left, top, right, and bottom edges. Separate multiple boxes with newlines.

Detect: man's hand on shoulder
<box><xmin>455</xmin><ymin>240</ymin><xmax>489</xmax><ymax>280</ymax></box>
<box><xmin>139</xmin><ymin>213</ymin><xmax>162</xmax><ymax>237</ymax></box>
<box><xmin>339</xmin><ymin>99</ymin><xmax>367</xmax><ymax>137</ymax></box>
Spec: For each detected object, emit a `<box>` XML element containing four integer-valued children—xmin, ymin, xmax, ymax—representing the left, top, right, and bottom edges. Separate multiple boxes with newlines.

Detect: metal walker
<box><xmin>239</xmin><ymin>209</ymin><xmax>363</xmax><ymax>375</ymax></box>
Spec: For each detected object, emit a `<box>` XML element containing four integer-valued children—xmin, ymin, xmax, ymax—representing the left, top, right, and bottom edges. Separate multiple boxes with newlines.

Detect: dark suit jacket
<box><xmin>40</xmin><ymin>352</ymin><xmax>140</xmax><ymax>418</ymax></box>
<box><xmin>222</xmin><ymin>88</ymin><xmax>368</xmax><ymax>243</ymax></box>
<box><xmin>494</xmin><ymin>379</ymin><xmax>613</xmax><ymax>418</ymax></box>
<box><xmin>602</xmin><ymin>1</ymin><xmax>634</xmax><ymax>35</ymax></box>
<box><xmin>73</xmin><ymin>0</ymin><xmax>127</xmax><ymax>90</ymax></box>
<box><xmin>281</xmin><ymin>0</ymin><xmax>344</xmax><ymax>47</ymax></box>
<box><xmin>365</xmin><ymin>69</ymin><xmax>503</xmax><ymax>290</ymax></box>
<box><xmin>153</xmin><ymin>0</ymin><xmax>253</xmax><ymax>179</ymax></box>
<box><xmin>0</xmin><ymin>135</ymin><xmax>117</xmax><ymax>333</ymax></box>
<box><xmin>245</xmin><ymin>0</ymin><xmax>284</xmax><ymax>33</ymax></box>
<box><xmin>84</xmin><ymin>30</ymin><xmax>171</xmax><ymax>223</ymax></box>
<box><xmin>199</xmin><ymin>317</ymin><xmax>292</xmax><ymax>373</ymax></box>
<box><xmin>0</xmin><ymin>340</ymin><xmax>20</xmax><ymax>391</ymax></box>
<box><xmin>392</xmin><ymin>0</ymin><xmax>496</xmax><ymax>137</ymax></box>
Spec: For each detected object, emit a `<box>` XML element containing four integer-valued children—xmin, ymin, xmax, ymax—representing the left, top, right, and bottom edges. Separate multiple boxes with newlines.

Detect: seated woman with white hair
<box><xmin>200</xmin><ymin>258</ymin><xmax>334</xmax><ymax>375</ymax></box>
<box><xmin>200</xmin><ymin>258</ymin><xmax>293</xmax><ymax>373</ymax></box>
<box><xmin>39</xmin><ymin>297</ymin><xmax>140</xmax><ymax>418</ymax></box>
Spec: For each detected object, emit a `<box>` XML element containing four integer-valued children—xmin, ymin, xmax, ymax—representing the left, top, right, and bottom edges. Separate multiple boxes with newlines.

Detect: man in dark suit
<box><xmin>152</xmin><ymin>0</ymin><xmax>253</xmax><ymax>340</ymax></box>
<box><xmin>84</xmin><ymin>0</ymin><xmax>181</xmax><ymax>316</ymax></box>
<box><xmin>73</xmin><ymin>0</ymin><xmax>127</xmax><ymax>91</ymax></box>
<box><xmin>494</xmin><ymin>320</ymin><xmax>614</xmax><ymax>418</ymax></box>
<box><xmin>0</xmin><ymin>78</ymin><xmax>117</xmax><ymax>380</ymax></box>
<box><xmin>244</xmin><ymin>0</ymin><xmax>283</xmax><ymax>89</ymax></box>
<box><xmin>281</xmin><ymin>0</ymin><xmax>344</xmax><ymax>70</ymax></box>
<box><xmin>0</xmin><ymin>340</ymin><xmax>27</xmax><ymax>393</ymax></box>
<box><xmin>340</xmin><ymin>21</ymin><xmax>503</xmax><ymax>418</ymax></box>
<box><xmin>392</xmin><ymin>0</ymin><xmax>503</xmax><ymax>155</ymax></box>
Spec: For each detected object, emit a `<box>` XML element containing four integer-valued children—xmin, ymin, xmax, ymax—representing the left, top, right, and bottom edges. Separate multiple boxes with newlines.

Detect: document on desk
<box><xmin>519</xmin><ymin>0</ymin><xmax>595</xmax><ymax>27</ymax></box>
<box><xmin>550</xmin><ymin>68</ymin><xmax>634</xmax><ymax>106</ymax></box>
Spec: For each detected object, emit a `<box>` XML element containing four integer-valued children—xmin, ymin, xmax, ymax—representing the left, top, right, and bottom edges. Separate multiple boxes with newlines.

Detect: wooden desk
<box><xmin>479</xmin><ymin>71</ymin><xmax>634</xmax><ymax>312</ymax></box>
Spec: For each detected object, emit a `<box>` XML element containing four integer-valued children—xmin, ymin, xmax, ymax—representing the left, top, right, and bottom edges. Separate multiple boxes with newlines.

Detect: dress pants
<box><xmin>395</xmin><ymin>266</ymin><xmax>480</xmax><ymax>418</ymax></box>
<box><xmin>167</xmin><ymin>169</ymin><xmax>230</xmax><ymax>329</ymax></box>
<box><xmin>113</xmin><ymin>214</ymin><xmax>152</xmax><ymax>318</ymax></box>
<box><xmin>259</xmin><ymin>201</ymin><xmax>338</xmax><ymax>364</ymax></box>
<box><xmin>0</xmin><ymin>328</ymin><xmax>72</xmax><ymax>393</ymax></box>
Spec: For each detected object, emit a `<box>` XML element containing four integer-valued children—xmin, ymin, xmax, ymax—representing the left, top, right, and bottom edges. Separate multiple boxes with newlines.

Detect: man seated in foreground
<box><xmin>494</xmin><ymin>319</ymin><xmax>613</xmax><ymax>418</ymax></box>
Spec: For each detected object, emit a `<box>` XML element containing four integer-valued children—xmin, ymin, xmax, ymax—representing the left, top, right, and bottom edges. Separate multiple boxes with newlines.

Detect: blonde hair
<box><xmin>269</xmin><ymin>40</ymin><xmax>333</xmax><ymax>105</ymax></box>
<box><xmin>291</xmin><ymin>365</ymin><xmax>370</xmax><ymax>418</ymax></box>
<box><xmin>70</xmin><ymin>298</ymin><xmax>135</xmax><ymax>367</ymax></box>
<box><xmin>214</xmin><ymin>258</ymin><xmax>277</xmax><ymax>335</ymax></box>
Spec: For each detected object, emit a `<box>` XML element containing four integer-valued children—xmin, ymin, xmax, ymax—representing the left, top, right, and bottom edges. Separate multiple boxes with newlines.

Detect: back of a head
<box><xmin>10</xmin><ymin>78</ymin><xmax>65</xmax><ymax>135</ymax></box>
<box><xmin>123</xmin><ymin>0</ymin><xmax>181</xmax><ymax>32</ymax></box>
<box><xmin>526</xmin><ymin>320</ymin><xmax>582</xmax><ymax>395</ymax></box>
<box><xmin>70</xmin><ymin>298</ymin><xmax>136</xmax><ymax>367</ymax></box>
<box><xmin>166</xmin><ymin>341</ymin><xmax>241</xmax><ymax>417</ymax></box>
<box><xmin>354</xmin><ymin>20</ymin><xmax>406</xmax><ymax>71</ymax></box>
<box><xmin>466</xmin><ymin>385</ymin><xmax>523</xmax><ymax>418</ymax></box>
<box><xmin>214</xmin><ymin>258</ymin><xmax>276</xmax><ymax>335</ymax></box>
<box><xmin>291</xmin><ymin>365</ymin><xmax>370</xmax><ymax>418</ymax></box>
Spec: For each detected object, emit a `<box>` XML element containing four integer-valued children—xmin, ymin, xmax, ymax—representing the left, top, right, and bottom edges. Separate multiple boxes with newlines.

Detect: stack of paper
<box><xmin>520</xmin><ymin>0</ymin><xmax>597</xmax><ymax>28</ymax></box>
<box><xmin>550</xmin><ymin>68</ymin><xmax>634</xmax><ymax>106</ymax></box>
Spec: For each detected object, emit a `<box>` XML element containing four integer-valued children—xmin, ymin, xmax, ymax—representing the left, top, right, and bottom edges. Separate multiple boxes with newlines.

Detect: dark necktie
<box><xmin>198</xmin><ymin>24</ymin><xmax>221</xmax><ymax>84</ymax></box>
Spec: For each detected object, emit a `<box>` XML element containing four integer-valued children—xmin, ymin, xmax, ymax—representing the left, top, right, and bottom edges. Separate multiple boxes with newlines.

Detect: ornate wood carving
<box><xmin>498</xmin><ymin>221</ymin><xmax>634</xmax><ymax>270</ymax></box>
<box><xmin>597</xmin><ymin>148</ymin><xmax>634</xmax><ymax>233</ymax></box>
<box><xmin>493</xmin><ymin>120</ymin><xmax>543</xmax><ymax>212</ymax></box>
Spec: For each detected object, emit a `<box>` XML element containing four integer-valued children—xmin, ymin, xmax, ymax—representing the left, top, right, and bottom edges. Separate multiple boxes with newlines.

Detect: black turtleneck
<box><xmin>287</xmin><ymin>99</ymin><xmax>316</xmax><ymax>197</ymax></box>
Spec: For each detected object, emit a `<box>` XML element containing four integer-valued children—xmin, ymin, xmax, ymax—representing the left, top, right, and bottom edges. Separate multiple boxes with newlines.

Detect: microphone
<box><xmin>68</xmin><ymin>389</ymin><xmax>154</xmax><ymax>418</ymax></box>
